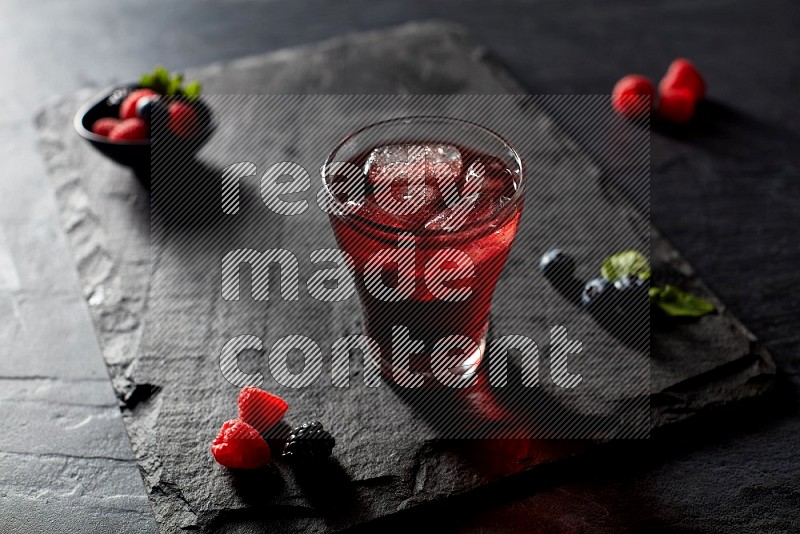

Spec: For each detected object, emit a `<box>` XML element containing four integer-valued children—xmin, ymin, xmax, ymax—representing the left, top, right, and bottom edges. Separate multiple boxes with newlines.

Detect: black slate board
<box><xmin>36</xmin><ymin>22</ymin><xmax>775</xmax><ymax>533</ymax></box>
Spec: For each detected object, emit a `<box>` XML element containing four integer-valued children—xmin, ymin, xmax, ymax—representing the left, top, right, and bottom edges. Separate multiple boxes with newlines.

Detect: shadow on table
<box><xmin>384</xmin><ymin>356</ymin><xmax>626</xmax><ymax>443</ymax></box>
<box><xmin>544</xmin><ymin>273</ymin><xmax>650</xmax><ymax>353</ymax></box>
<box><xmin>147</xmin><ymin>153</ymin><xmax>293</xmax><ymax>268</ymax></box>
<box><xmin>210</xmin><ymin>420</ymin><xmax>364</xmax><ymax>529</ymax></box>
<box><xmin>349</xmin><ymin>375</ymin><xmax>788</xmax><ymax>534</ymax></box>
<box><xmin>150</xmin><ymin>158</ymin><xmax>249</xmax><ymax>232</ymax></box>
<box><xmin>654</xmin><ymin>99</ymin><xmax>790</xmax><ymax>141</ymax></box>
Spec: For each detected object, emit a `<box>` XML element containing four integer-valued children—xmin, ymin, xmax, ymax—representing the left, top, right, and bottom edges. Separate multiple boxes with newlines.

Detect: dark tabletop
<box><xmin>1</xmin><ymin>0</ymin><xmax>798</xmax><ymax>532</ymax></box>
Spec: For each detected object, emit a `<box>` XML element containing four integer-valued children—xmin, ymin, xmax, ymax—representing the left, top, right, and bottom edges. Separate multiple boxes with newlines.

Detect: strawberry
<box><xmin>659</xmin><ymin>58</ymin><xmax>705</xmax><ymax>101</ymax></box>
<box><xmin>91</xmin><ymin>117</ymin><xmax>121</xmax><ymax>137</ymax></box>
<box><xmin>210</xmin><ymin>419</ymin><xmax>271</xmax><ymax>469</ymax></box>
<box><xmin>119</xmin><ymin>89</ymin><xmax>158</xmax><ymax>120</ymax></box>
<box><xmin>658</xmin><ymin>87</ymin><xmax>697</xmax><ymax>124</ymax></box>
<box><xmin>167</xmin><ymin>101</ymin><xmax>200</xmax><ymax>138</ymax></box>
<box><xmin>611</xmin><ymin>74</ymin><xmax>654</xmax><ymax>119</ymax></box>
<box><xmin>108</xmin><ymin>118</ymin><xmax>148</xmax><ymax>142</ymax></box>
<box><xmin>237</xmin><ymin>386</ymin><xmax>288</xmax><ymax>434</ymax></box>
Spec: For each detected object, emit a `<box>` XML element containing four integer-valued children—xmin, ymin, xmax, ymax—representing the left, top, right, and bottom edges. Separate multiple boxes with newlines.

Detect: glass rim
<box><xmin>321</xmin><ymin>115</ymin><xmax>525</xmax><ymax>237</ymax></box>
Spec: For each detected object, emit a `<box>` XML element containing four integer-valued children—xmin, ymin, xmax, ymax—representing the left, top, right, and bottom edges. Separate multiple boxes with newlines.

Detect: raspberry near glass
<box><xmin>322</xmin><ymin>117</ymin><xmax>525</xmax><ymax>386</ymax></box>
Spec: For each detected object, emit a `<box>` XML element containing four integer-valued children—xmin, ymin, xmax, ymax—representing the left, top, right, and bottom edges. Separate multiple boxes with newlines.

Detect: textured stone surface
<box><xmin>33</xmin><ymin>22</ymin><xmax>778</xmax><ymax>532</ymax></box>
<box><xmin>0</xmin><ymin>376</ymin><xmax>155</xmax><ymax>533</ymax></box>
<box><xmin>0</xmin><ymin>14</ymin><xmax>155</xmax><ymax>530</ymax></box>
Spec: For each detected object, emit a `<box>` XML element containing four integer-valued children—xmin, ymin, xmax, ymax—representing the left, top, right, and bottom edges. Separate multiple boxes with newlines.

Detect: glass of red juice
<box><xmin>322</xmin><ymin>117</ymin><xmax>525</xmax><ymax>387</ymax></box>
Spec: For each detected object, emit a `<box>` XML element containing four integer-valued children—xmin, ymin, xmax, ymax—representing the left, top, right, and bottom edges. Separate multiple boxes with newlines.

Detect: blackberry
<box><xmin>282</xmin><ymin>421</ymin><xmax>335</xmax><ymax>462</ymax></box>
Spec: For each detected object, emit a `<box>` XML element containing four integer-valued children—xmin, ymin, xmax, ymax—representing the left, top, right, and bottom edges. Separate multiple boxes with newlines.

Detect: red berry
<box><xmin>658</xmin><ymin>87</ymin><xmax>697</xmax><ymax>124</ymax></box>
<box><xmin>167</xmin><ymin>101</ymin><xmax>200</xmax><ymax>138</ymax></box>
<box><xmin>119</xmin><ymin>89</ymin><xmax>158</xmax><ymax>120</ymax></box>
<box><xmin>91</xmin><ymin>117</ymin><xmax>121</xmax><ymax>136</ymax></box>
<box><xmin>210</xmin><ymin>419</ymin><xmax>271</xmax><ymax>469</ymax></box>
<box><xmin>107</xmin><ymin>118</ymin><xmax>148</xmax><ymax>141</ymax></box>
<box><xmin>237</xmin><ymin>386</ymin><xmax>288</xmax><ymax>435</ymax></box>
<box><xmin>612</xmin><ymin>75</ymin><xmax>654</xmax><ymax>119</ymax></box>
<box><xmin>659</xmin><ymin>58</ymin><xmax>705</xmax><ymax>101</ymax></box>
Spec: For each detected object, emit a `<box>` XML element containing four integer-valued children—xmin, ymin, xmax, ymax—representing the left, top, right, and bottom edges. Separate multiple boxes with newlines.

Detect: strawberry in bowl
<box><xmin>74</xmin><ymin>66</ymin><xmax>213</xmax><ymax>186</ymax></box>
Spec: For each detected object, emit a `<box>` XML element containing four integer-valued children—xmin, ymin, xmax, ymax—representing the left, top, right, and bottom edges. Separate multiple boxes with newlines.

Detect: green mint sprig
<box><xmin>648</xmin><ymin>285</ymin><xmax>715</xmax><ymax>317</ymax></box>
<box><xmin>601</xmin><ymin>249</ymin><xmax>651</xmax><ymax>281</ymax></box>
<box><xmin>139</xmin><ymin>66</ymin><xmax>202</xmax><ymax>100</ymax></box>
<box><xmin>601</xmin><ymin>249</ymin><xmax>715</xmax><ymax>318</ymax></box>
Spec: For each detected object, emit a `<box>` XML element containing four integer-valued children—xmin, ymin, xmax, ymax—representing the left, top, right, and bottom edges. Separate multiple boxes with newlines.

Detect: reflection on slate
<box><xmin>36</xmin><ymin>22</ymin><xmax>775</xmax><ymax>533</ymax></box>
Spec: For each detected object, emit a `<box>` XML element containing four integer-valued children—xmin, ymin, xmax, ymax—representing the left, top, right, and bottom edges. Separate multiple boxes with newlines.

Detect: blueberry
<box><xmin>136</xmin><ymin>95</ymin><xmax>159</xmax><ymax>122</ymax></box>
<box><xmin>539</xmin><ymin>249</ymin><xmax>575</xmax><ymax>280</ymax></box>
<box><xmin>613</xmin><ymin>274</ymin><xmax>637</xmax><ymax>290</ymax></box>
<box><xmin>611</xmin><ymin>275</ymin><xmax>650</xmax><ymax>314</ymax></box>
<box><xmin>614</xmin><ymin>275</ymin><xmax>649</xmax><ymax>295</ymax></box>
<box><xmin>581</xmin><ymin>277</ymin><xmax>613</xmax><ymax>306</ymax></box>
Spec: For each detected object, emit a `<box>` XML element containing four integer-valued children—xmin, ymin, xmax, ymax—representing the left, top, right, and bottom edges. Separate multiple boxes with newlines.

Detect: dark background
<box><xmin>1</xmin><ymin>0</ymin><xmax>798</xmax><ymax>531</ymax></box>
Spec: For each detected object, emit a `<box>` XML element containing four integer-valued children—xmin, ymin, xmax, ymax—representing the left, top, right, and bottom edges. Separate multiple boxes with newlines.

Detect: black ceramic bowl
<box><xmin>74</xmin><ymin>83</ymin><xmax>214</xmax><ymax>186</ymax></box>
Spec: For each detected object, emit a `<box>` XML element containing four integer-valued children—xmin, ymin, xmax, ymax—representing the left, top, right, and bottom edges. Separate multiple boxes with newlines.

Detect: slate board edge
<box><xmin>648</xmin><ymin>227</ymin><xmax>776</xmax><ymax>427</ymax></box>
<box><xmin>35</xmin><ymin>20</ymin><xmax>777</xmax><ymax>533</ymax></box>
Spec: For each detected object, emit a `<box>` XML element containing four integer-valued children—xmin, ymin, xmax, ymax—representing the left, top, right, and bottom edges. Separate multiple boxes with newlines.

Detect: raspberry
<box><xmin>282</xmin><ymin>421</ymin><xmax>335</xmax><ymax>462</ymax></box>
<box><xmin>659</xmin><ymin>58</ymin><xmax>705</xmax><ymax>101</ymax></box>
<box><xmin>91</xmin><ymin>117</ymin><xmax>121</xmax><ymax>137</ymax></box>
<box><xmin>658</xmin><ymin>87</ymin><xmax>696</xmax><ymax>124</ymax></box>
<box><xmin>210</xmin><ymin>419</ymin><xmax>271</xmax><ymax>469</ymax></box>
<box><xmin>119</xmin><ymin>89</ymin><xmax>158</xmax><ymax>120</ymax></box>
<box><xmin>611</xmin><ymin>75</ymin><xmax>654</xmax><ymax>119</ymax></box>
<box><xmin>237</xmin><ymin>387</ymin><xmax>288</xmax><ymax>434</ymax></box>
<box><xmin>107</xmin><ymin>118</ymin><xmax>148</xmax><ymax>141</ymax></box>
<box><xmin>167</xmin><ymin>101</ymin><xmax>200</xmax><ymax>138</ymax></box>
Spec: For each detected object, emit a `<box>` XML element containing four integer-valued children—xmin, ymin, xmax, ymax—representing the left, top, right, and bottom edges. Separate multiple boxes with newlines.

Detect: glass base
<box><xmin>377</xmin><ymin>321</ymin><xmax>488</xmax><ymax>388</ymax></box>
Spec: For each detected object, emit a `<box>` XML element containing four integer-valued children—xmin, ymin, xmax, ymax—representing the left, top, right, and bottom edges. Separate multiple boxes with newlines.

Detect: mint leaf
<box><xmin>650</xmin><ymin>285</ymin><xmax>715</xmax><ymax>317</ymax></box>
<box><xmin>182</xmin><ymin>80</ymin><xmax>202</xmax><ymax>99</ymax></box>
<box><xmin>138</xmin><ymin>66</ymin><xmax>202</xmax><ymax>99</ymax></box>
<box><xmin>166</xmin><ymin>74</ymin><xmax>183</xmax><ymax>96</ymax></box>
<box><xmin>153</xmin><ymin>66</ymin><xmax>170</xmax><ymax>87</ymax></box>
<box><xmin>601</xmin><ymin>249</ymin><xmax>651</xmax><ymax>281</ymax></box>
<box><xmin>142</xmin><ymin>66</ymin><xmax>170</xmax><ymax>94</ymax></box>
<box><xmin>139</xmin><ymin>73</ymin><xmax>155</xmax><ymax>89</ymax></box>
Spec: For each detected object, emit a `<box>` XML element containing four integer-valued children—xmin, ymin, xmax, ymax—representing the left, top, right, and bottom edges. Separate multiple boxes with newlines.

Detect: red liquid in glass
<box><xmin>328</xmin><ymin>145</ymin><xmax>523</xmax><ymax>384</ymax></box>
